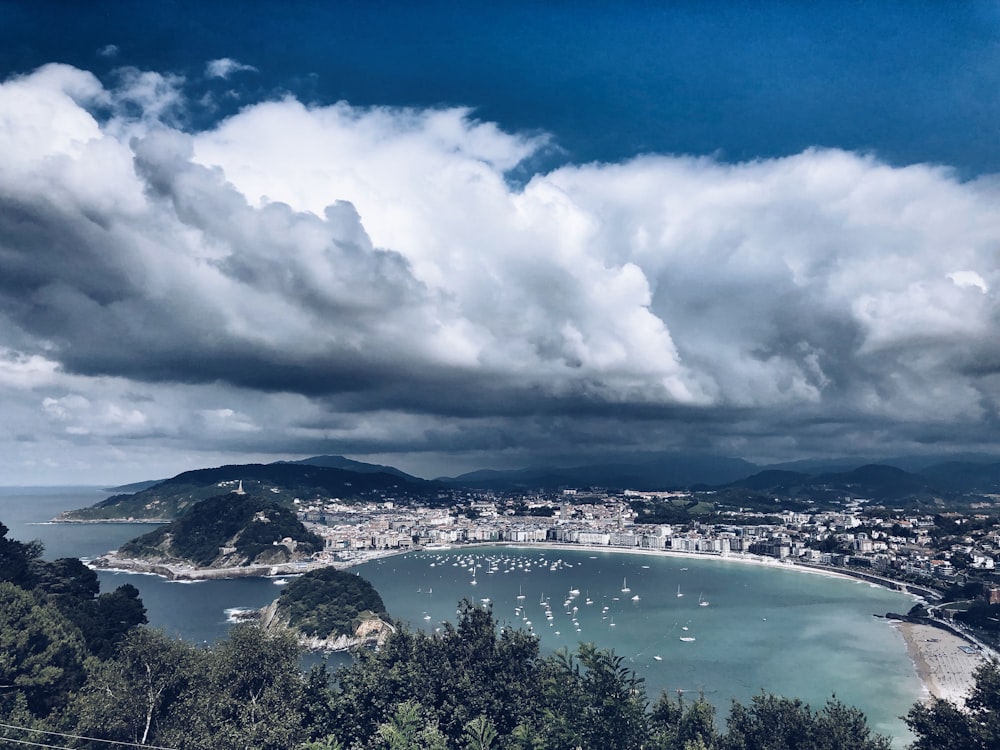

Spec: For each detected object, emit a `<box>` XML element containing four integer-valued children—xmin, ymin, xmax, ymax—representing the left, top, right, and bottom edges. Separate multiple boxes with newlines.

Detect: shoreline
<box><xmin>894</xmin><ymin>621</ymin><xmax>988</xmax><ymax>706</ymax></box>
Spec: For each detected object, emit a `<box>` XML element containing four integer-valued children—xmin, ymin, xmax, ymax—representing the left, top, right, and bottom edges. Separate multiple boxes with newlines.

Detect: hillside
<box><xmin>59</xmin><ymin>460</ymin><xmax>441</xmax><ymax>521</ymax></box>
<box><xmin>117</xmin><ymin>493</ymin><xmax>323</xmax><ymax>568</ymax></box>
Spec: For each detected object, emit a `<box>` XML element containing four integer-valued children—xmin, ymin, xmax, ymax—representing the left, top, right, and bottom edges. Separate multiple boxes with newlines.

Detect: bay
<box><xmin>355</xmin><ymin>546</ymin><xmax>921</xmax><ymax>744</ymax></box>
<box><xmin>1</xmin><ymin>487</ymin><xmax>921</xmax><ymax>744</ymax></box>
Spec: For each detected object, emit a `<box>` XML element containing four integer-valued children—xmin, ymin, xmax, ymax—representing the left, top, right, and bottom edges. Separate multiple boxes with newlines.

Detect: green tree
<box><xmin>0</xmin><ymin>524</ymin><xmax>43</xmax><ymax>589</ymax></box>
<box><xmin>462</xmin><ymin>714</ymin><xmax>499</xmax><ymax>750</ymax></box>
<box><xmin>190</xmin><ymin>624</ymin><xmax>307</xmax><ymax>750</ymax></box>
<box><xmin>72</xmin><ymin>627</ymin><xmax>203</xmax><ymax>748</ymax></box>
<box><xmin>722</xmin><ymin>693</ymin><xmax>889</xmax><ymax>750</ymax></box>
<box><xmin>574</xmin><ymin>642</ymin><xmax>650</xmax><ymax>749</ymax></box>
<box><xmin>0</xmin><ymin>582</ymin><xmax>86</xmax><ymax>718</ymax></box>
<box><xmin>373</xmin><ymin>700</ymin><xmax>448</xmax><ymax>750</ymax></box>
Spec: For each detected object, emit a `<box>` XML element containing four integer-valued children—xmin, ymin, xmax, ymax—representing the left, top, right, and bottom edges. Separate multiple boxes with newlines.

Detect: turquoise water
<box><xmin>2</xmin><ymin>489</ymin><xmax>920</xmax><ymax>744</ymax></box>
<box><xmin>355</xmin><ymin>547</ymin><xmax>920</xmax><ymax>743</ymax></box>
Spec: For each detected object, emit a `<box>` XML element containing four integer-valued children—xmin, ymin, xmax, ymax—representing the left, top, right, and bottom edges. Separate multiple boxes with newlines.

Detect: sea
<box><xmin>1</xmin><ymin>487</ymin><xmax>922</xmax><ymax>745</ymax></box>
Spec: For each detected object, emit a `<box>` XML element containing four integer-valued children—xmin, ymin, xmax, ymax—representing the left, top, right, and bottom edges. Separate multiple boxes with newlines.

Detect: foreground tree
<box><xmin>72</xmin><ymin>628</ymin><xmax>203</xmax><ymax>747</ymax></box>
<box><xmin>722</xmin><ymin>693</ymin><xmax>890</xmax><ymax>750</ymax></box>
<box><xmin>0</xmin><ymin>582</ymin><xmax>86</xmax><ymax>719</ymax></box>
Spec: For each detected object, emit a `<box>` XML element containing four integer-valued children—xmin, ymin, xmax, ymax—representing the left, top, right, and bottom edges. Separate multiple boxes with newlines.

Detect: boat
<box><xmin>676</xmin><ymin>585</ymin><xmax>683</xmax><ymax>598</ymax></box>
<box><xmin>679</xmin><ymin>636</ymin><xmax>696</xmax><ymax>642</ymax></box>
<box><xmin>653</xmin><ymin>655</ymin><xmax>663</xmax><ymax>661</ymax></box>
<box><xmin>517</xmin><ymin>586</ymin><xmax>526</xmax><ymax>601</ymax></box>
<box><xmin>272</xmin><ymin>578</ymin><xmax>289</xmax><ymax>586</ymax></box>
<box><xmin>698</xmin><ymin>593</ymin><xmax>709</xmax><ymax>607</ymax></box>
<box><xmin>621</xmin><ymin>578</ymin><xmax>630</xmax><ymax>593</ymax></box>
<box><xmin>631</xmin><ymin>594</ymin><xmax>640</xmax><ymax>602</ymax></box>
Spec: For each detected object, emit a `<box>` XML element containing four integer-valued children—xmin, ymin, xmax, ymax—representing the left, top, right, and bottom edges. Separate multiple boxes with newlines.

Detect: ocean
<box><xmin>1</xmin><ymin>487</ymin><xmax>921</xmax><ymax>744</ymax></box>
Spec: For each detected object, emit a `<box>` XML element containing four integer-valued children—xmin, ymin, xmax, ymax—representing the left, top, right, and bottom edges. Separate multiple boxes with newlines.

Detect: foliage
<box><xmin>0</xmin><ymin>582</ymin><xmax>87</xmax><ymax>718</ymax></box>
<box><xmin>120</xmin><ymin>493</ymin><xmax>323</xmax><ymax>566</ymax></box>
<box><xmin>72</xmin><ymin>624</ymin><xmax>308</xmax><ymax>750</ymax></box>
<box><xmin>0</xmin><ymin>525</ymin><xmax>146</xmax><ymax>683</ymax></box>
<box><xmin>721</xmin><ymin>693</ymin><xmax>891</xmax><ymax>750</ymax></box>
<box><xmin>72</xmin><ymin>627</ymin><xmax>204</xmax><ymax>747</ymax></box>
<box><xmin>328</xmin><ymin>600</ymin><xmax>548</xmax><ymax>747</ymax></box>
<box><xmin>277</xmin><ymin>566</ymin><xmax>387</xmax><ymax>637</ymax></box>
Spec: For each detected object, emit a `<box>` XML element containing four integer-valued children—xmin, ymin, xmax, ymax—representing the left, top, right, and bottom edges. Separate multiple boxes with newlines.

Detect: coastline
<box><xmin>894</xmin><ymin>621</ymin><xmax>988</xmax><ymax>707</ymax></box>
<box><xmin>91</xmin><ymin>540</ymin><xmax>989</xmax><ymax>708</ymax></box>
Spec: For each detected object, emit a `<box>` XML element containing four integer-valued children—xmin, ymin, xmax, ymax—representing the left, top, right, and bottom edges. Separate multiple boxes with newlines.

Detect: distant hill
<box><xmin>102</xmin><ymin>479</ymin><xmax>164</xmax><ymax>493</ymax></box>
<box><xmin>727</xmin><ymin>469</ymin><xmax>812</xmax><ymax>492</ymax></box>
<box><xmin>441</xmin><ymin>454</ymin><xmax>759</xmax><ymax>491</ymax></box>
<box><xmin>916</xmin><ymin>461</ymin><xmax>1000</xmax><ymax>493</ymax></box>
<box><xmin>282</xmin><ymin>455</ymin><xmax>421</xmax><ymax>481</ymax></box>
<box><xmin>59</xmin><ymin>461</ymin><xmax>441</xmax><ymax>521</ymax></box>
<box><xmin>118</xmin><ymin>493</ymin><xmax>323</xmax><ymax>568</ymax></box>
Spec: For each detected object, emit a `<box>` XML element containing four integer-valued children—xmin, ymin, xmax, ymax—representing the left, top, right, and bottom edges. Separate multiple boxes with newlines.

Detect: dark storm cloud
<box><xmin>2</xmin><ymin>63</ymin><xmax>1000</xmax><ymax>482</ymax></box>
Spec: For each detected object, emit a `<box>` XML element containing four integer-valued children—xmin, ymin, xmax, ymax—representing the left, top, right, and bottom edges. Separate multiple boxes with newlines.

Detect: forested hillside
<box><xmin>118</xmin><ymin>493</ymin><xmax>323</xmax><ymax>567</ymax></box>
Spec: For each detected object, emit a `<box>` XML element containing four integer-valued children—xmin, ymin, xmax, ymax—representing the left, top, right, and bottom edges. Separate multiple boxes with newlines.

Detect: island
<box><xmin>258</xmin><ymin>567</ymin><xmax>395</xmax><ymax>651</ymax></box>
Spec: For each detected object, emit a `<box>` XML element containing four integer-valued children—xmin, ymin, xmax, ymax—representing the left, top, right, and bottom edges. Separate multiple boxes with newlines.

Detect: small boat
<box><xmin>621</xmin><ymin>578</ymin><xmax>630</xmax><ymax>593</ymax></box>
<box><xmin>272</xmin><ymin>578</ymin><xmax>289</xmax><ymax>586</ymax></box>
<box><xmin>676</xmin><ymin>585</ymin><xmax>683</xmax><ymax>598</ymax></box>
<box><xmin>423</xmin><ymin>613</ymin><xmax>431</xmax><ymax>620</ymax></box>
<box><xmin>653</xmin><ymin>655</ymin><xmax>663</xmax><ymax>661</ymax></box>
<box><xmin>631</xmin><ymin>594</ymin><xmax>640</xmax><ymax>602</ymax></box>
<box><xmin>679</xmin><ymin>636</ymin><xmax>696</xmax><ymax>642</ymax></box>
<box><xmin>698</xmin><ymin>593</ymin><xmax>709</xmax><ymax>607</ymax></box>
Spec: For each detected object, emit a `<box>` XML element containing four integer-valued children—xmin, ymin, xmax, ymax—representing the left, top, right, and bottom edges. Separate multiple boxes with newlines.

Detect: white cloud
<box><xmin>3</xmin><ymin>62</ymin><xmax>1000</xmax><ymax>480</ymax></box>
<box><xmin>948</xmin><ymin>270</ymin><xmax>989</xmax><ymax>293</ymax></box>
<box><xmin>205</xmin><ymin>58</ymin><xmax>258</xmax><ymax>79</ymax></box>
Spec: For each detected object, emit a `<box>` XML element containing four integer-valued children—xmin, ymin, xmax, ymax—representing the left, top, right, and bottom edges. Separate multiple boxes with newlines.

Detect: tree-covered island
<box><xmin>260</xmin><ymin>566</ymin><xmax>395</xmax><ymax>651</ymax></box>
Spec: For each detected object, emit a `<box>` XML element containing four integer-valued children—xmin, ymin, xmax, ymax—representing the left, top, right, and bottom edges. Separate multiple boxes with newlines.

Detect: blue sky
<box><xmin>2</xmin><ymin>2</ymin><xmax>1000</xmax><ymax>483</ymax></box>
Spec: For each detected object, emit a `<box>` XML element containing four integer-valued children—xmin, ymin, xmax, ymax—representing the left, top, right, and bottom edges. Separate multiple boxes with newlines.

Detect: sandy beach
<box><xmin>895</xmin><ymin>621</ymin><xmax>990</xmax><ymax>706</ymax></box>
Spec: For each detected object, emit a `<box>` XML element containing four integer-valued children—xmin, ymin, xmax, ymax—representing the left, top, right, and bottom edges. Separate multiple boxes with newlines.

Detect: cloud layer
<box><xmin>2</xmin><ymin>63</ymin><xmax>999</xmax><ymax>482</ymax></box>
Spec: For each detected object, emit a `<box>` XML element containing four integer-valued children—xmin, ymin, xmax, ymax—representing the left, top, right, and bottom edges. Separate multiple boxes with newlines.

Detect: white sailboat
<box><xmin>676</xmin><ymin>584</ymin><xmax>683</xmax><ymax>598</ymax></box>
<box><xmin>621</xmin><ymin>577</ymin><xmax>630</xmax><ymax>593</ymax></box>
<box><xmin>698</xmin><ymin>592</ymin><xmax>709</xmax><ymax>607</ymax></box>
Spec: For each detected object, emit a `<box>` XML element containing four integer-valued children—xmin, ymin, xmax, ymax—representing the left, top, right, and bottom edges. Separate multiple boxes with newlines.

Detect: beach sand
<box><xmin>896</xmin><ymin>621</ymin><xmax>988</xmax><ymax>707</ymax></box>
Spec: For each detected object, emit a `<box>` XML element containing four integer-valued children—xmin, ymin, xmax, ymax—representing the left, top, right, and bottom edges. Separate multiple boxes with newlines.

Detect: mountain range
<box><xmin>68</xmin><ymin>452</ymin><xmax>1000</xmax><ymax>521</ymax></box>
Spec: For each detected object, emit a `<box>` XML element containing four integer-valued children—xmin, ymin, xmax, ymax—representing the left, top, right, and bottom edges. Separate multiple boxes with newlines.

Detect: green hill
<box><xmin>59</xmin><ymin>461</ymin><xmax>441</xmax><ymax>521</ymax></box>
<box><xmin>118</xmin><ymin>493</ymin><xmax>323</xmax><ymax>568</ymax></box>
<box><xmin>273</xmin><ymin>567</ymin><xmax>388</xmax><ymax>640</ymax></box>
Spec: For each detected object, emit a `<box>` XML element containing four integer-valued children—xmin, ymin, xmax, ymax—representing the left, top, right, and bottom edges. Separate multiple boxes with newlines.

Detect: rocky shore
<box><xmin>86</xmin><ymin>550</ymin><xmax>324</xmax><ymax>580</ymax></box>
<box><xmin>257</xmin><ymin>599</ymin><xmax>396</xmax><ymax>652</ymax></box>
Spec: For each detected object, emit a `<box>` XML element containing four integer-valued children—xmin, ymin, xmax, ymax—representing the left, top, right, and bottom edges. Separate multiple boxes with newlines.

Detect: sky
<box><xmin>2</xmin><ymin>1</ymin><xmax>1000</xmax><ymax>484</ymax></box>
